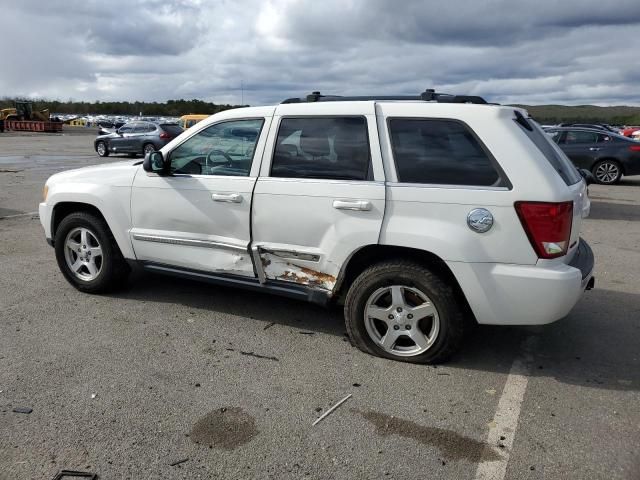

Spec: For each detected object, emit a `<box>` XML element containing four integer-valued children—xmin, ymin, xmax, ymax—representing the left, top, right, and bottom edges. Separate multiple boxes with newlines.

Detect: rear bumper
<box><xmin>448</xmin><ymin>238</ymin><xmax>595</xmax><ymax>325</ymax></box>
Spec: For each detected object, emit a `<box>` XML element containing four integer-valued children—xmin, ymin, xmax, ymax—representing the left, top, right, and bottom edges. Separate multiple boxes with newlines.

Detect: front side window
<box><xmin>118</xmin><ymin>123</ymin><xmax>135</xmax><ymax>134</ymax></box>
<box><xmin>271</xmin><ymin>117</ymin><xmax>371</xmax><ymax>180</ymax></box>
<box><xmin>389</xmin><ymin>118</ymin><xmax>504</xmax><ymax>186</ymax></box>
<box><xmin>168</xmin><ymin>119</ymin><xmax>264</xmax><ymax>176</ymax></box>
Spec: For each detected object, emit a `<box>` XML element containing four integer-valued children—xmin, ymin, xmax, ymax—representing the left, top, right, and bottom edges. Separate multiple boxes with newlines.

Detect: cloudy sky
<box><xmin>2</xmin><ymin>0</ymin><xmax>640</xmax><ymax>106</ymax></box>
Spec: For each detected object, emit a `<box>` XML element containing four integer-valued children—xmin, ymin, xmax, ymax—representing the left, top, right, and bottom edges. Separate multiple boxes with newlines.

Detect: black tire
<box><xmin>591</xmin><ymin>159</ymin><xmax>622</xmax><ymax>185</ymax></box>
<box><xmin>96</xmin><ymin>141</ymin><xmax>109</xmax><ymax>157</ymax></box>
<box><xmin>54</xmin><ymin>212</ymin><xmax>129</xmax><ymax>293</ymax></box>
<box><xmin>143</xmin><ymin>143</ymin><xmax>156</xmax><ymax>156</ymax></box>
<box><xmin>344</xmin><ymin>261</ymin><xmax>464</xmax><ymax>364</ymax></box>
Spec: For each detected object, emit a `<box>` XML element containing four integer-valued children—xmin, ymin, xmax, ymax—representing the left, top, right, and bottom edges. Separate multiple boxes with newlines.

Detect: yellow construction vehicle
<box><xmin>0</xmin><ymin>102</ymin><xmax>62</xmax><ymax>133</ymax></box>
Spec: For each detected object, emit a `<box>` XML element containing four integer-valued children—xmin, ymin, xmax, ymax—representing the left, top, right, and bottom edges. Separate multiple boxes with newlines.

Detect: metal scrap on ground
<box><xmin>312</xmin><ymin>394</ymin><xmax>353</xmax><ymax>426</ymax></box>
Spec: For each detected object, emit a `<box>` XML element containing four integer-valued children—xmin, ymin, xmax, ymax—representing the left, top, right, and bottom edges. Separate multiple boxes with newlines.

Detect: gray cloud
<box><xmin>0</xmin><ymin>0</ymin><xmax>639</xmax><ymax>105</ymax></box>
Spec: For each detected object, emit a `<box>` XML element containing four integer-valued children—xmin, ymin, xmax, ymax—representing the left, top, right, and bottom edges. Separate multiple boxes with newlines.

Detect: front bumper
<box><xmin>39</xmin><ymin>202</ymin><xmax>53</xmax><ymax>246</ymax></box>
<box><xmin>448</xmin><ymin>238</ymin><xmax>595</xmax><ymax>325</ymax></box>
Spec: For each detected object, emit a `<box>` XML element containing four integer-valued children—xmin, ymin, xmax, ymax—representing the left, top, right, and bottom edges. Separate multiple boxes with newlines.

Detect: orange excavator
<box><xmin>0</xmin><ymin>101</ymin><xmax>63</xmax><ymax>133</ymax></box>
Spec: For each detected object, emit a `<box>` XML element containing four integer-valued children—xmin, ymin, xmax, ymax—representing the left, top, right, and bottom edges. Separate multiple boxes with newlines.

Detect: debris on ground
<box><xmin>239</xmin><ymin>351</ymin><xmax>279</xmax><ymax>362</ymax></box>
<box><xmin>91</xmin><ymin>393</ymin><xmax>97</xmax><ymax>399</ymax></box>
<box><xmin>12</xmin><ymin>407</ymin><xmax>33</xmax><ymax>414</ymax></box>
<box><xmin>312</xmin><ymin>394</ymin><xmax>352</xmax><ymax>426</ymax></box>
<box><xmin>52</xmin><ymin>470</ymin><xmax>97</xmax><ymax>479</ymax></box>
<box><xmin>299</xmin><ymin>331</ymin><xmax>315</xmax><ymax>335</ymax></box>
<box><xmin>263</xmin><ymin>322</ymin><xmax>275</xmax><ymax>330</ymax></box>
<box><xmin>169</xmin><ymin>458</ymin><xmax>189</xmax><ymax>467</ymax></box>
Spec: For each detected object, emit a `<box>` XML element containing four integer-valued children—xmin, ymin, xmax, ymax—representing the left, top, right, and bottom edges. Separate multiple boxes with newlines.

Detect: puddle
<box><xmin>353</xmin><ymin>409</ymin><xmax>500</xmax><ymax>462</ymax></box>
<box><xmin>190</xmin><ymin>407</ymin><xmax>258</xmax><ymax>450</ymax></box>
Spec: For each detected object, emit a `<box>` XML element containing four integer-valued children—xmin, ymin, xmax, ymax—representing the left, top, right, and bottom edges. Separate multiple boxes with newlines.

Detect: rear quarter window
<box><xmin>515</xmin><ymin>114</ymin><xmax>581</xmax><ymax>185</ymax></box>
<box><xmin>388</xmin><ymin>118</ymin><xmax>506</xmax><ymax>187</ymax></box>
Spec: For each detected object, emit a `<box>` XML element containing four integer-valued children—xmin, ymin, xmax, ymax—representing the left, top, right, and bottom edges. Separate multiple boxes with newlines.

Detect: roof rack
<box><xmin>281</xmin><ymin>88</ymin><xmax>489</xmax><ymax>105</ymax></box>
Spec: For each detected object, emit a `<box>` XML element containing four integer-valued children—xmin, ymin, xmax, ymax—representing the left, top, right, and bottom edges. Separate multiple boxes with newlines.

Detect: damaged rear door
<box><xmin>251</xmin><ymin>102</ymin><xmax>386</xmax><ymax>293</ymax></box>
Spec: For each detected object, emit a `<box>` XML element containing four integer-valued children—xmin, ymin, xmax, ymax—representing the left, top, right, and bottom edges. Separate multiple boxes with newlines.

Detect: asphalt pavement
<box><xmin>0</xmin><ymin>129</ymin><xmax>638</xmax><ymax>479</ymax></box>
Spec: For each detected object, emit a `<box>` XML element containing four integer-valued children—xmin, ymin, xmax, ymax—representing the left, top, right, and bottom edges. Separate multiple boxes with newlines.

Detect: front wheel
<box><xmin>54</xmin><ymin>212</ymin><xmax>129</xmax><ymax>293</ymax></box>
<box><xmin>592</xmin><ymin>160</ymin><xmax>621</xmax><ymax>185</ymax></box>
<box><xmin>96</xmin><ymin>141</ymin><xmax>109</xmax><ymax>157</ymax></box>
<box><xmin>344</xmin><ymin>261</ymin><xmax>464</xmax><ymax>364</ymax></box>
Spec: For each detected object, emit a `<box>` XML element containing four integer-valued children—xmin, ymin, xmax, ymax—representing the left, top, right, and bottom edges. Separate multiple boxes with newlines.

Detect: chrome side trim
<box><xmin>251</xmin><ymin>246</ymin><xmax>267</xmax><ymax>284</ymax></box>
<box><xmin>261</xmin><ymin>248</ymin><xmax>320</xmax><ymax>262</ymax></box>
<box><xmin>132</xmin><ymin>234</ymin><xmax>246</xmax><ymax>252</ymax></box>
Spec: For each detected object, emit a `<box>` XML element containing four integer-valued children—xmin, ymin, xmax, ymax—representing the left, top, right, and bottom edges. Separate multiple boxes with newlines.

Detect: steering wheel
<box><xmin>206</xmin><ymin>149</ymin><xmax>234</xmax><ymax>164</ymax></box>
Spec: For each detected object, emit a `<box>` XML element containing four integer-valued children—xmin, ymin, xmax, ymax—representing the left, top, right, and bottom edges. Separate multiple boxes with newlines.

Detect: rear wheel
<box><xmin>54</xmin><ymin>212</ymin><xmax>129</xmax><ymax>293</ymax></box>
<box><xmin>344</xmin><ymin>261</ymin><xmax>464</xmax><ymax>364</ymax></box>
<box><xmin>143</xmin><ymin>143</ymin><xmax>156</xmax><ymax>156</ymax></box>
<box><xmin>592</xmin><ymin>159</ymin><xmax>621</xmax><ymax>184</ymax></box>
<box><xmin>96</xmin><ymin>141</ymin><xmax>109</xmax><ymax>157</ymax></box>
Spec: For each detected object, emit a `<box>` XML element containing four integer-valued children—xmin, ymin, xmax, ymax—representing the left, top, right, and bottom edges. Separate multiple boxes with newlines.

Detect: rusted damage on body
<box><xmin>260</xmin><ymin>252</ymin><xmax>336</xmax><ymax>291</ymax></box>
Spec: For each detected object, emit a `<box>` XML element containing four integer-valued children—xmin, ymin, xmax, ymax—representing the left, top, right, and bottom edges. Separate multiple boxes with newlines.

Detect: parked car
<box><xmin>620</xmin><ymin>126</ymin><xmax>640</xmax><ymax>138</ymax></box>
<box><xmin>559</xmin><ymin>123</ymin><xmax>617</xmax><ymax>133</ymax></box>
<box><xmin>545</xmin><ymin>127</ymin><xmax>640</xmax><ymax>184</ymax></box>
<box><xmin>40</xmin><ymin>90</ymin><xmax>594</xmax><ymax>364</ymax></box>
<box><xmin>94</xmin><ymin>121</ymin><xmax>183</xmax><ymax>157</ymax></box>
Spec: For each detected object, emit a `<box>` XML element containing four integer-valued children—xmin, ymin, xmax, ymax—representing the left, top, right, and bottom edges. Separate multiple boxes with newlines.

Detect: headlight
<box><xmin>43</xmin><ymin>184</ymin><xmax>49</xmax><ymax>202</ymax></box>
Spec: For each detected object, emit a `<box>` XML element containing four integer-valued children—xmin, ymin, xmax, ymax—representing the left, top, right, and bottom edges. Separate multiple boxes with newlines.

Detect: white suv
<box><xmin>39</xmin><ymin>90</ymin><xmax>595</xmax><ymax>363</ymax></box>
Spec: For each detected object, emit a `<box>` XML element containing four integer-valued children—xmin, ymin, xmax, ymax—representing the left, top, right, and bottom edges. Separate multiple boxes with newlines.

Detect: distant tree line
<box><xmin>0</xmin><ymin>98</ymin><xmax>245</xmax><ymax>117</ymax></box>
<box><xmin>513</xmin><ymin>104</ymin><xmax>640</xmax><ymax>126</ymax></box>
<box><xmin>1</xmin><ymin>97</ymin><xmax>638</xmax><ymax>125</ymax></box>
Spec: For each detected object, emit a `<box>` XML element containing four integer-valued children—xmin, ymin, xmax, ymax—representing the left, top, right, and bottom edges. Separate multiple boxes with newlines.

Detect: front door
<box><xmin>130</xmin><ymin>117</ymin><xmax>271</xmax><ymax>276</ymax></box>
<box><xmin>251</xmin><ymin>104</ymin><xmax>386</xmax><ymax>291</ymax></box>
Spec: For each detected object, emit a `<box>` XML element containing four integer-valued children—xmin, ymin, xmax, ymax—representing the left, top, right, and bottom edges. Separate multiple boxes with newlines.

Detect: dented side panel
<box><xmin>261</xmin><ymin>252</ymin><xmax>336</xmax><ymax>291</ymax></box>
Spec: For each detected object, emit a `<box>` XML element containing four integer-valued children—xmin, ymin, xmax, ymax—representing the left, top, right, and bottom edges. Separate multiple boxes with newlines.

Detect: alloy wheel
<box><xmin>63</xmin><ymin>227</ymin><xmax>103</xmax><ymax>281</ymax></box>
<box><xmin>364</xmin><ymin>285</ymin><xmax>440</xmax><ymax>357</ymax></box>
<box><xmin>594</xmin><ymin>162</ymin><xmax>620</xmax><ymax>184</ymax></box>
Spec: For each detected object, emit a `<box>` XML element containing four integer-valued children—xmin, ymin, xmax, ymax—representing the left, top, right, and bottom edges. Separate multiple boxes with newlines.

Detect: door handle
<box><xmin>333</xmin><ymin>199</ymin><xmax>372</xmax><ymax>211</ymax></box>
<box><xmin>589</xmin><ymin>147</ymin><xmax>600</xmax><ymax>151</ymax></box>
<box><xmin>212</xmin><ymin>193</ymin><xmax>242</xmax><ymax>203</ymax></box>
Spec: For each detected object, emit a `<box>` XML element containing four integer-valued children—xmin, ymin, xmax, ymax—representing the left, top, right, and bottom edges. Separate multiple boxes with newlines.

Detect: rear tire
<box><xmin>344</xmin><ymin>261</ymin><xmax>464</xmax><ymax>364</ymax></box>
<box><xmin>592</xmin><ymin>159</ymin><xmax>621</xmax><ymax>185</ymax></box>
<box><xmin>54</xmin><ymin>212</ymin><xmax>129</xmax><ymax>293</ymax></box>
<box><xmin>96</xmin><ymin>141</ymin><xmax>109</xmax><ymax>157</ymax></box>
<box><xmin>143</xmin><ymin>143</ymin><xmax>156</xmax><ymax>156</ymax></box>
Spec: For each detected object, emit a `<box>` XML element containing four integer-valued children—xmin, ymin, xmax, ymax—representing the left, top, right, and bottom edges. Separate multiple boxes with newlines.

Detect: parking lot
<box><xmin>0</xmin><ymin>130</ymin><xmax>638</xmax><ymax>479</ymax></box>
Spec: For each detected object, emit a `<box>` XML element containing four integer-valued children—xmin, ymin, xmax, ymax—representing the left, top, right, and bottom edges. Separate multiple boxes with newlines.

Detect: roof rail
<box><xmin>281</xmin><ymin>88</ymin><xmax>489</xmax><ymax>104</ymax></box>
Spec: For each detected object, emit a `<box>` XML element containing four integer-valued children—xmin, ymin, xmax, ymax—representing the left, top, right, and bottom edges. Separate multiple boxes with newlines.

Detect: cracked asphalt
<box><xmin>0</xmin><ymin>130</ymin><xmax>638</xmax><ymax>479</ymax></box>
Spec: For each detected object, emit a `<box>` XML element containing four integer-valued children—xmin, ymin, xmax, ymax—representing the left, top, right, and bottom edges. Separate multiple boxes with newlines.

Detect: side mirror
<box><xmin>579</xmin><ymin>168</ymin><xmax>594</xmax><ymax>185</ymax></box>
<box><xmin>143</xmin><ymin>151</ymin><xmax>167</xmax><ymax>174</ymax></box>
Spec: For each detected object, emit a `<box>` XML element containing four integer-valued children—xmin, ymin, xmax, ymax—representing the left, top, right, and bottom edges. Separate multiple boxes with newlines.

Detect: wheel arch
<box><xmin>51</xmin><ymin>201</ymin><xmax>134</xmax><ymax>259</ymax></box>
<box><xmin>334</xmin><ymin>244</ymin><xmax>475</xmax><ymax>322</ymax></box>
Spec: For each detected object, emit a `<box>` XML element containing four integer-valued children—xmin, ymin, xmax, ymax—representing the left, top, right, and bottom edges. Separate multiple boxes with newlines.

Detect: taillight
<box><xmin>159</xmin><ymin>132</ymin><xmax>171</xmax><ymax>139</ymax></box>
<box><xmin>515</xmin><ymin>201</ymin><xmax>573</xmax><ymax>259</ymax></box>
<box><xmin>629</xmin><ymin>145</ymin><xmax>640</xmax><ymax>152</ymax></box>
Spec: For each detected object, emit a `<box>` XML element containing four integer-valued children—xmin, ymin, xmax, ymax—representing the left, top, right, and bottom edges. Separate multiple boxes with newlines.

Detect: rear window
<box><xmin>515</xmin><ymin>113</ymin><xmax>581</xmax><ymax>185</ymax></box>
<box><xmin>160</xmin><ymin>124</ymin><xmax>184</xmax><ymax>136</ymax></box>
<box><xmin>388</xmin><ymin>118</ymin><xmax>505</xmax><ymax>187</ymax></box>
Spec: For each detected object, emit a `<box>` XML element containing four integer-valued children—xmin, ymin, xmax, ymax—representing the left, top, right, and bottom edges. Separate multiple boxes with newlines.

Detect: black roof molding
<box><xmin>281</xmin><ymin>88</ymin><xmax>490</xmax><ymax>105</ymax></box>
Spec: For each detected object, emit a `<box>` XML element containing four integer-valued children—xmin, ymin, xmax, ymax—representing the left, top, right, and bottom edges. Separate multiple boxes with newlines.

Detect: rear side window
<box><xmin>388</xmin><ymin>119</ymin><xmax>504</xmax><ymax>187</ymax></box>
<box><xmin>271</xmin><ymin>117</ymin><xmax>371</xmax><ymax>180</ymax></box>
<box><xmin>515</xmin><ymin>115</ymin><xmax>581</xmax><ymax>185</ymax></box>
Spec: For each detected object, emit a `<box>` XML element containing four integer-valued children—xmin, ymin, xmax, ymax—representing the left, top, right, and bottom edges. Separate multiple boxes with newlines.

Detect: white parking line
<box><xmin>475</xmin><ymin>336</ymin><xmax>536</xmax><ymax>480</ymax></box>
